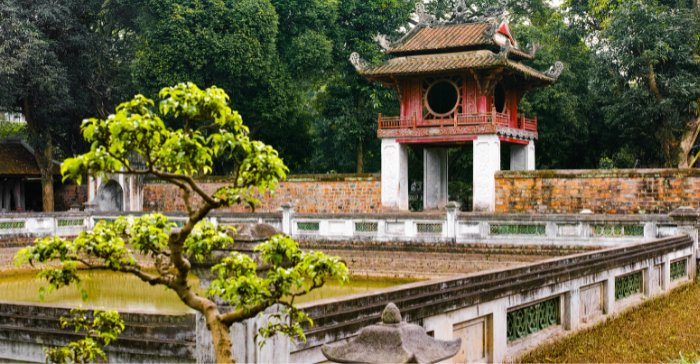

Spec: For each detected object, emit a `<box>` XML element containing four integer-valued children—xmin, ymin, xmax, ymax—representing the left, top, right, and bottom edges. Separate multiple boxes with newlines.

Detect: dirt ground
<box><xmin>521</xmin><ymin>281</ymin><xmax>700</xmax><ymax>363</ymax></box>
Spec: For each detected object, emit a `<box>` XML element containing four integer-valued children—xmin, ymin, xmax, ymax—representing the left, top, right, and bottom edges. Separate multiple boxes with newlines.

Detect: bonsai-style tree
<box><xmin>15</xmin><ymin>83</ymin><xmax>349</xmax><ymax>363</ymax></box>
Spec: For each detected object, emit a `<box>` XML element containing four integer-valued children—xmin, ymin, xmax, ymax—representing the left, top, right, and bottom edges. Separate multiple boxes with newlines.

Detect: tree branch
<box><xmin>219</xmin><ymin>303</ymin><xmax>271</xmax><ymax>326</ymax></box>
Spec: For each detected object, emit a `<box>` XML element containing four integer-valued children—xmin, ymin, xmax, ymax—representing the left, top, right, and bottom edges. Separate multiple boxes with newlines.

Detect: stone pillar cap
<box><xmin>669</xmin><ymin>206</ymin><xmax>700</xmax><ymax>224</ymax></box>
<box><xmin>446</xmin><ymin>201</ymin><xmax>461</xmax><ymax>210</ymax></box>
<box><xmin>321</xmin><ymin>303</ymin><xmax>461</xmax><ymax>364</ymax></box>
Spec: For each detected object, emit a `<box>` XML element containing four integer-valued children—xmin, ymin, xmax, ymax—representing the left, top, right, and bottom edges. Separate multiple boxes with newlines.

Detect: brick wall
<box><xmin>143</xmin><ymin>174</ymin><xmax>381</xmax><ymax>214</ymax></box>
<box><xmin>54</xmin><ymin>183</ymin><xmax>88</xmax><ymax>211</ymax></box>
<box><xmin>496</xmin><ymin>169</ymin><xmax>700</xmax><ymax>214</ymax></box>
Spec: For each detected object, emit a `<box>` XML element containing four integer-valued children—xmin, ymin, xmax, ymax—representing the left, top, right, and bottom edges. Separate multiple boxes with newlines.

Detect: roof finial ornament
<box><xmin>496</xmin><ymin>40</ymin><xmax>512</xmax><ymax>60</ymax></box>
<box><xmin>544</xmin><ymin>61</ymin><xmax>564</xmax><ymax>79</ymax></box>
<box><xmin>525</xmin><ymin>43</ymin><xmax>541</xmax><ymax>58</ymax></box>
<box><xmin>451</xmin><ymin>0</ymin><xmax>469</xmax><ymax>23</ymax></box>
<box><xmin>416</xmin><ymin>2</ymin><xmax>438</xmax><ymax>27</ymax></box>
<box><xmin>483</xmin><ymin>0</ymin><xmax>508</xmax><ymax>18</ymax></box>
<box><xmin>373</xmin><ymin>34</ymin><xmax>392</xmax><ymax>51</ymax></box>
<box><xmin>349</xmin><ymin>52</ymin><xmax>369</xmax><ymax>71</ymax></box>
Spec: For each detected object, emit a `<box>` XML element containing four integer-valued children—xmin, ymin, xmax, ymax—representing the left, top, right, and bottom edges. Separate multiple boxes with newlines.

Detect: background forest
<box><xmin>1</xmin><ymin>0</ymin><xmax>700</xmax><ymax>210</ymax></box>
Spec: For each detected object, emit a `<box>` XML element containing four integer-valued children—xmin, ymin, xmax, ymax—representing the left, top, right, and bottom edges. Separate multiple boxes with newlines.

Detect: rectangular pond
<box><xmin>0</xmin><ymin>270</ymin><xmax>417</xmax><ymax>313</ymax></box>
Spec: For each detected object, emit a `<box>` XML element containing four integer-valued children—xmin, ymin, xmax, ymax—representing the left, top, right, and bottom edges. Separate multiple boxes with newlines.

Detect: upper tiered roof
<box><xmin>350</xmin><ymin>0</ymin><xmax>563</xmax><ymax>83</ymax></box>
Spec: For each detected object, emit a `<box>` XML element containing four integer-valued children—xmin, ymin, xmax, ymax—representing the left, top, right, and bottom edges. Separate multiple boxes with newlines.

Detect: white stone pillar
<box><xmin>473</xmin><ymin>135</ymin><xmax>500</xmax><ymax>212</ymax></box>
<box><xmin>281</xmin><ymin>203</ymin><xmax>294</xmax><ymax>235</ymax></box>
<box><xmin>564</xmin><ymin>288</ymin><xmax>580</xmax><ymax>331</ymax></box>
<box><xmin>423</xmin><ymin>148</ymin><xmax>448</xmax><ymax>210</ymax></box>
<box><xmin>381</xmin><ymin>138</ymin><xmax>409</xmax><ymax>211</ymax></box>
<box><xmin>669</xmin><ymin>206</ymin><xmax>699</xmax><ymax>280</ymax></box>
<box><xmin>527</xmin><ymin>140</ymin><xmax>535</xmax><ymax>170</ymax></box>
<box><xmin>510</xmin><ymin>144</ymin><xmax>527</xmax><ymax>171</ymax></box>
<box><xmin>604</xmin><ymin>277</ymin><xmax>615</xmax><ymax>314</ymax></box>
<box><xmin>446</xmin><ymin>201</ymin><xmax>460</xmax><ymax>239</ymax></box>
<box><xmin>509</xmin><ymin>140</ymin><xmax>535</xmax><ymax>171</ymax></box>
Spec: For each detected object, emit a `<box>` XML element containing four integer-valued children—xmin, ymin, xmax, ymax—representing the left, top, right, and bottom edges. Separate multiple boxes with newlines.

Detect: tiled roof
<box><xmin>359</xmin><ymin>50</ymin><xmax>555</xmax><ymax>81</ymax></box>
<box><xmin>0</xmin><ymin>140</ymin><xmax>61</xmax><ymax>176</ymax></box>
<box><xmin>388</xmin><ymin>23</ymin><xmax>492</xmax><ymax>55</ymax></box>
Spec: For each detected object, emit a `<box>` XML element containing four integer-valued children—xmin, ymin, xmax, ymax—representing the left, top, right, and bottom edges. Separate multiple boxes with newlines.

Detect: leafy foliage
<box><xmin>589</xmin><ymin>0</ymin><xmax>700</xmax><ymax>166</ymax></box>
<box><xmin>17</xmin><ymin>83</ymin><xmax>348</xmax><ymax>363</ymax></box>
<box><xmin>45</xmin><ymin>307</ymin><xmax>124</xmax><ymax>364</ymax></box>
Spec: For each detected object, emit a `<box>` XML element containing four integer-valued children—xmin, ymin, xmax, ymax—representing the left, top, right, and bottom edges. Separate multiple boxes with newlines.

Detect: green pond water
<box><xmin>0</xmin><ymin>270</ymin><xmax>414</xmax><ymax>314</ymax></box>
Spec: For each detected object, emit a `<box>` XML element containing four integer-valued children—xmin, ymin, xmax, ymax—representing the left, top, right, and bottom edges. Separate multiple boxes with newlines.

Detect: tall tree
<box><xmin>127</xmin><ymin>0</ymin><xmax>339</xmax><ymax>171</ymax></box>
<box><xmin>589</xmin><ymin>0</ymin><xmax>700</xmax><ymax>167</ymax></box>
<box><xmin>18</xmin><ymin>83</ymin><xmax>348</xmax><ymax>363</ymax></box>
<box><xmin>0</xmin><ymin>0</ymin><xmax>135</xmax><ymax>210</ymax></box>
<box><xmin>308</xmin><ymin>0</ymin><xmax>414</xmax><ymax>174</ymax></box>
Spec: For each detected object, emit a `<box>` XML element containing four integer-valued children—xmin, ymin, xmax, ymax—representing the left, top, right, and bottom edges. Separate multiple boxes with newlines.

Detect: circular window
<box><xmin>425</xmin><ymin>80</ymin><xmax>459</xmax><ymax>117</ymax></box>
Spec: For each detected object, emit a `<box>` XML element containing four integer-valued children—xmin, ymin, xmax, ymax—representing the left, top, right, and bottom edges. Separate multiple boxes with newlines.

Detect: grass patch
<box><xmin>520</xmin><ymin>281</ymin><xmax>700</xmax><ymax>363</ymax></box>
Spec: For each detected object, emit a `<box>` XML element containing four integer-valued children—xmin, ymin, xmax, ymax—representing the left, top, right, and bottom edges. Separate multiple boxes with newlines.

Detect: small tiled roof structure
<box><xmin>387</xmin><ymin>22</ymin><xmax>536</xmax><ymax>61</ymax></box>
<box><xmin>0</xmin><ymin>139</ymin><xmax>61</xmax><ymax>176</ymax></box>
<box><xmin>357</xmin><ymin>50</ymin><xmax>555</xmax><ymax>81</ymax></box>
<box><xmin>350</xmin><ymin>0</ymin><xmax>563</xmax><ymax>84</ymax></box>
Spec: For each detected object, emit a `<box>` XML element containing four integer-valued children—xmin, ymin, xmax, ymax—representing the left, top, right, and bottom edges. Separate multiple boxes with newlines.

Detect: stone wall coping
<box><xmin>497</xmin><ymin>168</ymin><xmax>700</xmax><ymax>179</ymax></box>
<box><xmin>0</xmin><ymin>211</ymin><xmax>675</xmax><ymax>222</ymax></box>
<box><xmin>293</xmin><ymin>212</ymin><xmax>446</xmax><ymax>220</ymax></box>
<box><xmin>458</xmin><ymin>213</ymin><xmax>672</xmax><ymax>222</ymax></box>
<box><xmin>144</xmin><ymin>173</ymin><xmax>380</xmax><ymax>184</ymax></box>
<box><xmin>0</xmin><ymin>300</ymin><xmax>195</xmax><ymax>320</ymax></box>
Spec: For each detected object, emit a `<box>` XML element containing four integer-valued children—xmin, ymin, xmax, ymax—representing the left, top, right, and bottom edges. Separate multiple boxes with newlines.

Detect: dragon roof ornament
<box><xmin>349</xmin><ymin>52</ymin><xmax>370</xmax><ymax>71</ymax></box>
<box><xmin>543</xmin><ymin>61</ymin><xmax>564</xmax><ymax>79</ymax></box>
<box><xmin>414</xmin><ymin>0</ymin><xmax>508</xmax><ymax>27</ymax></box>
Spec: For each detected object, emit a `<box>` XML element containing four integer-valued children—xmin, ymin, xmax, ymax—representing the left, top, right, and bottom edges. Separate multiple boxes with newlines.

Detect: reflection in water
<box><xmin>0</xmin><ymin>270</ymin><xmax>415</xmax><ymax>313</ymax></box>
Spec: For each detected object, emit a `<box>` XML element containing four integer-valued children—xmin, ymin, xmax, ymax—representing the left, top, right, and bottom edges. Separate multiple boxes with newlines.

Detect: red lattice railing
<box><xmin>456</xmin><ymin>112</ymin><xmax>492</xmax><ymax>125</ymax></box>
<box><xmin>523</xmin><ymin>116</ymin><xmax>538</xmax><ymax>132</ymax></box>
<box><xmin>378</xmin><ymin>114</ymin><xmax>416</xmax><ymax>129</ymax></box>
<box><xmin>378</xmin><ymin>112</ymin><xmax>538</xmax><ymax>133</ymax></box>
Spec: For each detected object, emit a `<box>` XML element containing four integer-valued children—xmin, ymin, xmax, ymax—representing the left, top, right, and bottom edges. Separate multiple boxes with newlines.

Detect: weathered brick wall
<box><xmin>143</xmin><ymin>174</ymin><xmax>381</xmax><ymax>213</ymax></box>
<box><xmin>54</xmin><ymin>183</ymin><xmax>88</xmax><ymax>211</ymax></box>
<box><xmin>496</xmin><ymin>169</ymin><xmax>700</xmax><ymax>214</ymax></box>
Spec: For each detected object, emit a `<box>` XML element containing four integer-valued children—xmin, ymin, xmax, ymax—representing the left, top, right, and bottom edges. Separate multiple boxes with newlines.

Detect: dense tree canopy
<box><xmin>4</xmin><ymin>0</ymin><xmax>700</xmax><ymax>194</ymax></box>
<box><xmin>0</xmin><ymin>0</ymin><xmax>135</xmax><ymax>210</ymax></box>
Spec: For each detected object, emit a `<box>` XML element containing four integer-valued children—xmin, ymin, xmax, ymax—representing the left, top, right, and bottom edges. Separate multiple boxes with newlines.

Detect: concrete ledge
<box><xmin>144</xmin><ymin>173</ymin><xmax>381</xmax><ymax>184</ymax></box>
<box><xmin>497</xmin><ymin>168</ymin><xmax>700</xmax><ymax>179</ymax></box>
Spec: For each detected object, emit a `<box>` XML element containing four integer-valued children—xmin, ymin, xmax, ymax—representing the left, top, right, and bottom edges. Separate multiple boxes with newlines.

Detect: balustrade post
<box><xmin>378</xmin><ymin>113</ymin><xmax>382</xmax><ymax>130</ymax></box>
<box><xmin>491</xmin><ymin>106</ymin><xmax>496</xmax><ymax>125</ymax></box>
<box><xmin>413</xmin><ymin>112</ymin><xmax>417</xmax><ymax>130</ymax></box>
<box><xmin>521</xmin><ymin>113</ymin><xmax>525</xmax><ymax>129</ymax></box>
<box><xmin>453</xmin><ymin>112</ymin><xmax>457</xmax><ymax>127</ymax></box>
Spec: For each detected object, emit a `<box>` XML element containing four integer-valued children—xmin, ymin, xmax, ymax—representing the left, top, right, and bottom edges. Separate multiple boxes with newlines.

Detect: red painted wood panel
<box><xmin>498</xmin><ymin>137</ymin><xmax>530</xmax><ymax>145</ymax></box>
<box><xmin>397</xmin><ymin>136</ymin><xmax>477</xmax><ymax>143</ymax></box>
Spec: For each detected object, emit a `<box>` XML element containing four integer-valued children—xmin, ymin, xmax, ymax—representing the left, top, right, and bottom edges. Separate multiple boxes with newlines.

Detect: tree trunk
<box><xmin>36</xmin><ymin>139</ymin><xmax>55</xmax><ymax>212</ymax></box>
<box><xmin>356</xmin><ymin>139</ymin><xmax>364</xmax><ymax>174</ymax></box>
<box><xmin>678</xmin><ymin>115</ymin><xmax>700</xmax><ymax>168</ymax></box>
<box><xmin>655</xmin><ymin>126</ymin><xmax>678</xmax><ymax>168</ymax></box>
<box><xmin>207</xmin><ymin>316</ymin><xmax>235</xmax><ymax>363</ymax></box>
<box><xmin>22</xmin><ymin>97</ymin><xmax>54</xmax><ymax>211</ymax></box>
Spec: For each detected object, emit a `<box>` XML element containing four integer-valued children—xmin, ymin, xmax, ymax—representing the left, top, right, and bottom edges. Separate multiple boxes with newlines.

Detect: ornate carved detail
<box><xmin>496</xmin><ymin>41</ymin><xmax>511</xmax><ymax>61</ymax></box>
<box><xmin>373</xmin><ymin>34</ymin><xmax>392</xmax><ymax>51</ymax></box>
<box><xmin>418</xmin><ymin>0</ymin><xmax>508</xmax><ymax>27</ymax></box>
<box><xmin>349</xmin><ymin>52</ymin><xmax>370</xmax><ymax>71</ymax></box>
<box><xmin>507</xmin><ymin>297</ymin><xmax>559</xmax><ymax>342</ymax></box>
<box><xmin>525</xmin><ymin>43</ymin><xmax>541</xmax><ymax>58</ymax></box>
<box><xmin>483</xmin><ymin>0</ymin><xmax>508</xmax><ymax>19</ymax></box>
<box><xmin>377</xmin><ymin>123</ymin><xmax>498</xmax><ymax>138</ymax></box>
<box><xmin>496</xmin><ymin>126</ymin><xmax>538</xmax><ymax>140</ymax></box>
<box><xmin>416</xmin><ymin>3</ymin><xmax>438</xmax><ymax>27</ymax></box>
<box><xmin>544</xmin><ymin>61</ymin><xmax>564</xmax><ymax>79</ymax></box>
<box><xmin>471</xmin><ymin>68</ymin><xmax>503</xmax><ymax>96</ymax></box>
<box><xmin>450</xmin><ymin>0</ymin><xmax>469</xmax><ymax>24</ymax></box>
